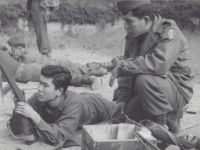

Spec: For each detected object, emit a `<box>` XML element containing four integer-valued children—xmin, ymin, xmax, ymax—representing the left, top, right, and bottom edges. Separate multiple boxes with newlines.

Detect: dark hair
<box><xmin>41</xmin><ymin>65</ymin><xmax>72</xmax><ymax>94</ymax></box>
<box><xmin>131</xmin><ymin>4</ymin><xmax>155</xmax><ymax>21</ymax></box>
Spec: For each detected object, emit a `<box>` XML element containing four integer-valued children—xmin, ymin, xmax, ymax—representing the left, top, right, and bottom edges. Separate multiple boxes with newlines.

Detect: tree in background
<box><xmin>0</xmin><ymin>0</ymin><xmax>200</xmax><ymax>33</ymax></box>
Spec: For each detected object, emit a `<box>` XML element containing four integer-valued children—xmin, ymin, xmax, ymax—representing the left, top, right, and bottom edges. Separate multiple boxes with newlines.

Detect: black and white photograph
<box><xmin>0</xmin><ymin>0</ymin><xmax>200</xmax><ymax>150</ymax></box>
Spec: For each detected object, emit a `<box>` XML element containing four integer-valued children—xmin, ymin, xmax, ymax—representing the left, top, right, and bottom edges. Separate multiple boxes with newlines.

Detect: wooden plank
<box><xmin>117</xmin><ymin>123</ymin><xmax>135</xmax><ymax>140</ymax></box>
<box><xmin>82</xmin><ymin>124</ymin><xmax>157</xmax><ymax>150</ymax></box>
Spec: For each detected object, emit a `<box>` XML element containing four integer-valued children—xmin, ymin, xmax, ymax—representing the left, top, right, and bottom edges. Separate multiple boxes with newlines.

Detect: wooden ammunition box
<box><xmin>81</xmin><ymin>124</ymin><xmax>157</xmax><ymax>150</ymax></box>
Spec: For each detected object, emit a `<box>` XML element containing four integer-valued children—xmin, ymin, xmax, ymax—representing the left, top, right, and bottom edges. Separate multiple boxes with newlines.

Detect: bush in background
<box><xmin>152</xmin><ymin>0</ymin><xmax>200</xmax><ymax>31</ymax></box>
<box><xmin>0</xmin><ymin>1</ymin><xmax>26</xmax><ymax>27</ymax></box>
<box><xmin>49</xmin><ymin>4</ymin><xmax>121</xmax><ymax>27</ymax></box>
<box><xmin>0</xmin><ymin>0</ymin><xmax>200</xmax><ymax>31</ymax></box>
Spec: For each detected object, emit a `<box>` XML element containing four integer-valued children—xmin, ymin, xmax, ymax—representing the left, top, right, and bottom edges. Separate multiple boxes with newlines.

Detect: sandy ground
<box><xmin>0</xmin><ymin>48</ymin><xmax>200</xmax><ymax>150</ymax></box>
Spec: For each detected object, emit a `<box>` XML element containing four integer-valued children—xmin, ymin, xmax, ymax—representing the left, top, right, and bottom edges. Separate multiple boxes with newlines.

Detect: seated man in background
<box><xmin>110</xmin><ymin>0</ymin><xmax>195</xmax><ymax>134</ymax></box>
<box><xmin>15</xmin><ymin>65</ymin><xmax>115</xmax><ymax>147</ymax></box>
<box><xmin>0</xmin><ymin>50</ymin><xmax>103</xmax><ymax>90</ymax></box>
<box><xmin>7</xmin><ymin>35</ymin><xmax>111</xmax><ymax>77</ymax></box>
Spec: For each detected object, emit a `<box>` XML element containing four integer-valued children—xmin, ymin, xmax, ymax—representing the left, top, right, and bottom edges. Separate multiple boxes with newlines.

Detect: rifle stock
<box><xmin>0</xmin><ymin>55</ymin><xmax>38</xmax><ymax>140</ymax></box>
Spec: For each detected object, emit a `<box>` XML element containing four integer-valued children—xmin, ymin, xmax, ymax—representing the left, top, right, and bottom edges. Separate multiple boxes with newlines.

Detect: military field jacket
<box><xmin>28</xmin><ymin>91</ymin><xmax>90</xmax><ymax>146</ymax></box>
<box><xmin>114</xmin><ymin>15</ymin><xmax>195</xmax><ymax>104</ymax></box>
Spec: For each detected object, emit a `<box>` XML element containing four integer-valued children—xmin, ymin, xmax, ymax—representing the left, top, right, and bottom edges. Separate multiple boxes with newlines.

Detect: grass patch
<box><xmin>47</xmin><ymin>21</ymin><xmax>126</xmax><ymax>57</ymax></box>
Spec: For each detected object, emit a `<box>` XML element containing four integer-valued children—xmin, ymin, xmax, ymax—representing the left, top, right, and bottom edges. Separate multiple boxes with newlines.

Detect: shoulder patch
<box><xmin>167</xmin><ymin>29</ymin><xmax>175</xmax><ymax>40</ymax></box>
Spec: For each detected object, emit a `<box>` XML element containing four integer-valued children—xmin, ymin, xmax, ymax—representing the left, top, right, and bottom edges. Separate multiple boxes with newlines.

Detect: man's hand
<box><xmin>111</xmin><ymin>56</ymin><xmax>123</xmax><ymax>67</ymax></box>
<box><xmin>15</xmin><ymin>102</ymin><xmax>41</xmax><ymax>125</ymax></box>
<box><xmin>110</xmin><ymin>102</ymin><xmax>126</xmax><ymax>118</ymax></box>
<box><xmin>15</xmin><ymin>102</ymin><xmax>35</xmax><ymax>118</ymax></box>
<box><xmin>109</xmin><ymin>67</ymin><xmax>120</xmax><ymax>87</ymax></box>
<box><xmin>12</xmin><ymin>49</ymin><xmax>22</xmax><ymax>61</ymax></box>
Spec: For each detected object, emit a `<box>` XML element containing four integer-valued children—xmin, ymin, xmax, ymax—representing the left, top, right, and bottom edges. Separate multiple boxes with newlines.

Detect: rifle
<box><xmin>0</xmin><ymin>55</ymin><xmax>39</xmax><ymax>144</ymax></box>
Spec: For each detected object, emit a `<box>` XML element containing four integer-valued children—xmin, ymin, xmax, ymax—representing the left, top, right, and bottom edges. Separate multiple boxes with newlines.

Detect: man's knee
<box><xmin>134</xmin><ymin>74</ymin><xmax>153</xmax><ymax>91</ymax></box>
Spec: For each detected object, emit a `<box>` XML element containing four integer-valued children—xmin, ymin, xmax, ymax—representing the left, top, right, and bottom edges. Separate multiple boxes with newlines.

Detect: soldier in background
<box><xmin>26</xmin><ymin>0</ymin><xmax>60</xmax><ymax>56</ymax></box>
<box><xmin>7</xmin><ymin>35</ymin><xmax>108</xmax><ymax>78</ymax></box>
<box><xmin>0</xmin><ymin>50</ymin><xmax>104</xmax><ymax>90</ymax></box>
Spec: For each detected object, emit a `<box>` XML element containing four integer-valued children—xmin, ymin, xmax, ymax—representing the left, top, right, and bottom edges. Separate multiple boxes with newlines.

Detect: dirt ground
<box><xmin>0</xmin><ymin>48</ymin><xmax>200</xmax><ymax>150</ymax></box>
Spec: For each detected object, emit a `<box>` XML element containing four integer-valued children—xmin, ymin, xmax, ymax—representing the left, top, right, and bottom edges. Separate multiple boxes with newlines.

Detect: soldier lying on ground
<box><xmin>7</xmin><ymin>35</ymin><xmax>112</xmax><ymax>77</ymax></box>
<box><xmin>14</xmin><ymin>65</ymin><xmax>116</xmax><ymax>147</ymax></box>
<box><xmin>0</xmin><ymin>50</ymin><xmax>103</xmax><ymax>90</ymax></box>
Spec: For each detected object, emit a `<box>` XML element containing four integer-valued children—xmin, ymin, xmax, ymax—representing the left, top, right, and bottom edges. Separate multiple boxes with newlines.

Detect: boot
<box><xmin>86</xmin><ymin>62</ymin><xmax>114</xmax><ymax>71</ymax></box>
<box><xmin>100</xmin><ymin>62</ymin><xmax>114</xmax><ymax>71</ymax></box>
<box><xmin>150</xmin><ymin>114</ymin><xmax>167</xmax><ymax>126</ymax></box>
<box><xmin>88</xmin><ymin>67</ymin><xmax>108</xmax><ymax>76</ymax></box>
<box><xmin>166</xmin><ymin>110</ymin><xmax>182</xmax><ymax>135</ymax></box>
<box><xmin>86</xmin><ymin>62</ymin><xmax>102</xmax><ymax>69</ymax></box>
<box><xmin>80</xmin><ymin>76</ymin><xmax>103</xmax><ymax>91</ymax></box>
<box><xmin>89</xmin><ymin>76</ymin><xmax>103</xmax><ymax>91</ymax></box>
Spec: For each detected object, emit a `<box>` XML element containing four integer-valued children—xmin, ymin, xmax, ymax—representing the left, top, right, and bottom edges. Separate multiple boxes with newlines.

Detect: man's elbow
<box><xmin>47</xmin><ymin>133</ymin><xmax>66</xmax><ymax>146</ymax></box>
<box><xmin>154</xmin><ymin>66</ymin><xmax>169</xmax><ymax>75</ymax></box>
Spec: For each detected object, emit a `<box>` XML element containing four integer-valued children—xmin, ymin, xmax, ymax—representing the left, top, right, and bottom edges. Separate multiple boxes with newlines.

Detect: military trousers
<box><xmin>31</xmin><ymin>7</ymin><xmax>51</xmax><ymax>55</ymax></box>
<box><xmin>63</xmin><ymin>92</ymin><xmax>116</xmax><ymax>147</ymax></box>
<box><xmin>112</xmin><ymin>74</ymin><xmax>187</xmax><ymax>121</ymax></box>
<box><xmin>79</xmin><ymin>92</ymin><xmax>116</xmax><ymax>125</ymax></box>
<box><xmin>14</xmin><ymin>64</ymin><xmax>84</xmax><ymax>87</ymax></box>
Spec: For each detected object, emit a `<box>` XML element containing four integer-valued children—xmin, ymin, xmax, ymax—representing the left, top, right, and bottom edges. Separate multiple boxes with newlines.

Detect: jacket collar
<box><xmin>139</xmin><ymin>15</ymin><xmax>163</xmax><ymax>55</ymax></box>
<box><xmin>40</xmin><ymin>93</ymin><xmax>67</xmax><ymax>117</ymax></box>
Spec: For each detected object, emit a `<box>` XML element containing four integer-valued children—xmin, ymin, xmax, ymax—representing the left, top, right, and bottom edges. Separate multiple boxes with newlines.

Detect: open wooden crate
<box><xmin>81</xmin><ymin>124</ymin><xmax>157</xmax><ymax>150</ymax></box>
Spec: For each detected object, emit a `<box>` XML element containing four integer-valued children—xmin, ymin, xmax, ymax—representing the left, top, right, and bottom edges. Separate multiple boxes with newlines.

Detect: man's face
<box><xmin>123</xmin><ymin>11</ymin><xmax>147</xmax><ymax>37</ymax></box>
<box><xmin>11</xmin><ymin>45</ymin><xmax>26</xmax><ymax>60</ymax></box>
<box><xmin>37</xmin><ymin>76</ymin><xmax>59</xmax><ymax>102</ymax></box>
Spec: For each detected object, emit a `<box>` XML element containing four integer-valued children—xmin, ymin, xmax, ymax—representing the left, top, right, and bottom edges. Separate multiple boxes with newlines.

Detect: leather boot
<box><xmin>151</xmin><ymin>114</ymin><xmax>167</xmax><ymax>126</ymax></box>
<box><xmin>88</xmin><ymin>67</ymin><xmax>108</xmax><ymax>76</ymax></box>
<box><xmin>80</xmin><ymin>76</ymin><xmax>103</xmax><ymax>91</ymax></box>
<box><xmin>86</xmin><ymin>62</ymin><xmax>114</xmax><ymax>71</ymax></box>
<box><xmin>166</xmin><ymin>110</ymin><xmax>182</xmax><ymax>135</ymax></box>
<box><xmin>89</xmin><ymin>76</ymin><xmax>103</xmax><ymax>91</ymax></box>
<box><xmin>100</xmin><ymin>62</ymin><xmax>114</xmax><ymax>71</ymax></box>
<box><xmin>86</xmin><ymin>62</ymin><xmax>101</xmax><ymax>69</ymax></box>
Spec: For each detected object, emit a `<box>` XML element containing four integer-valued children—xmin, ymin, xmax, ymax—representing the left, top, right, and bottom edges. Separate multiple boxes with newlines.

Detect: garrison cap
<box><xmin>117</xmin><ymin>0</ymin><xmax>151</xmax><ymax>15</ymax></box>
<box><xmin>7</xmin><ymin>35</ymin><xmax>25</xmax><ymax>47</ymax></box>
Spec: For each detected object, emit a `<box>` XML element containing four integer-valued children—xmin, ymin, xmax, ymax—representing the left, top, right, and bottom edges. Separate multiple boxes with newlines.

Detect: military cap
<box><xmin>7</xmin><ymin>35</ymin><xmax>25</xmax><ymax>47</ymax></box>
<box><xmin>117</xmin><ymin>0</ymin><xmax>151</xmax><ymax>15</ymax></box>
